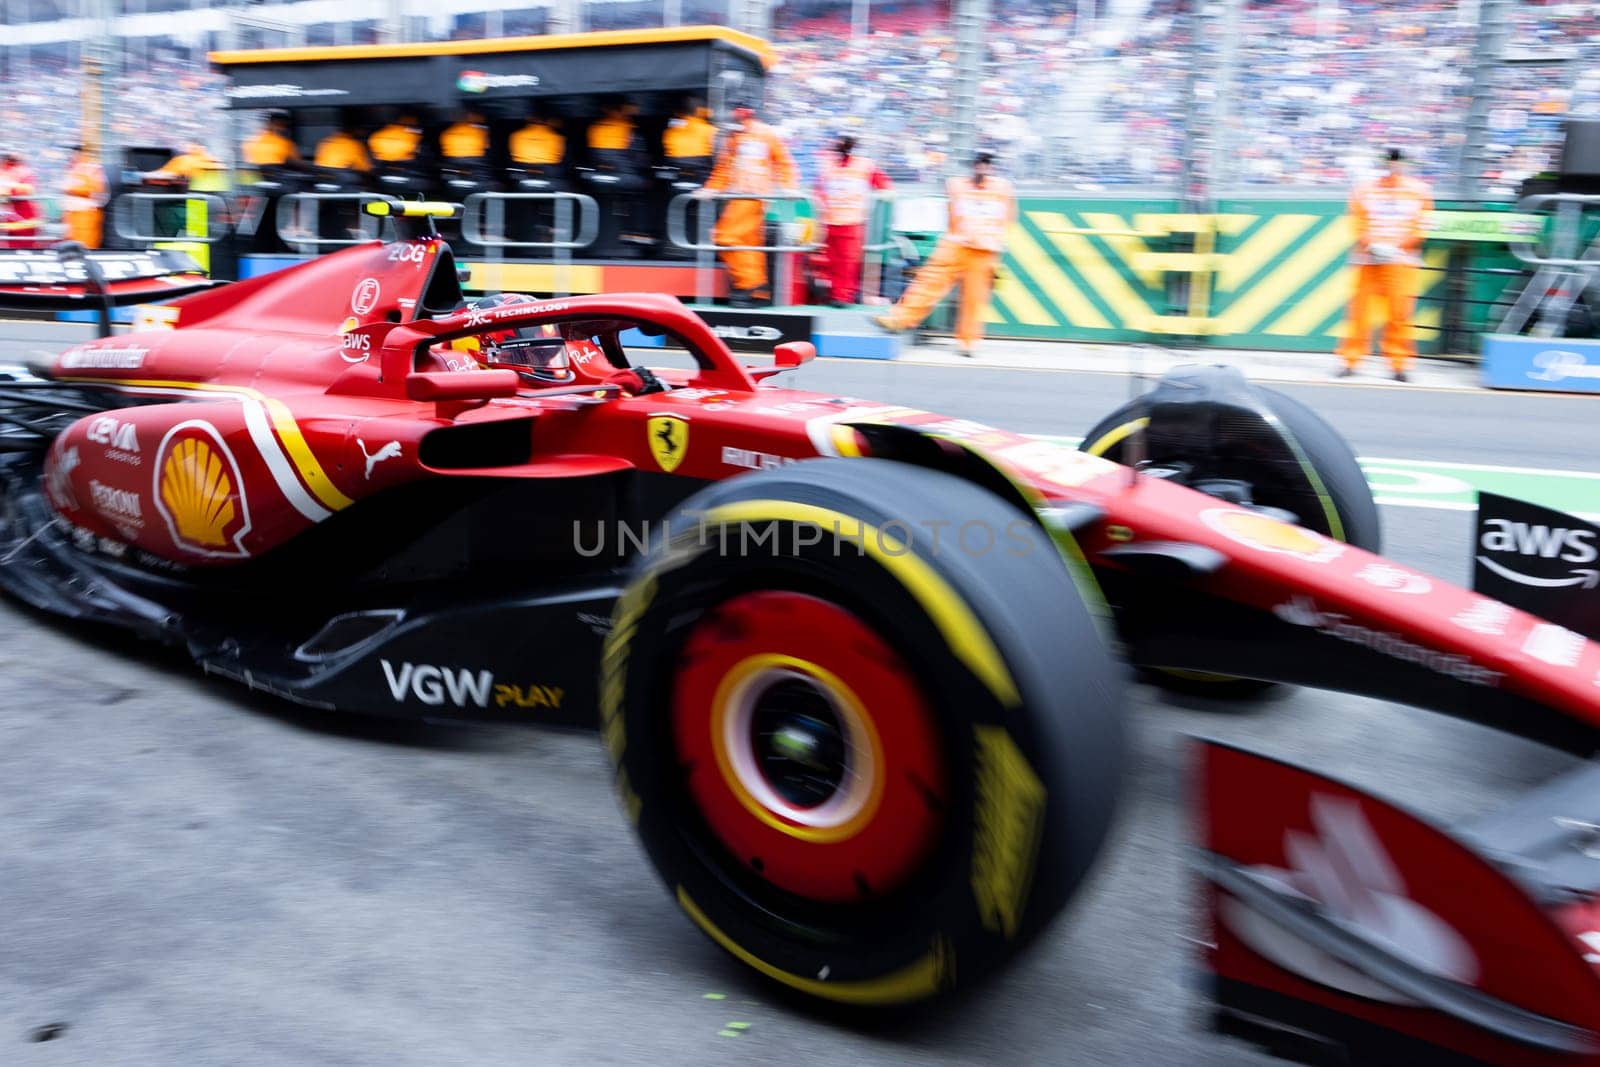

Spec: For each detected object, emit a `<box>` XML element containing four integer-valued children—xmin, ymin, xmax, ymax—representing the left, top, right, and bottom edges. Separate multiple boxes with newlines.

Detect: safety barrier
<box><xmin>111</xmin><ymin>192</ymin><xmax>228</xmax><ymax>246</ymax></box>
<box><xmin>274</xmin><ymin>192</ymin><xmax>395</xmax><ymax>253</ymax></box>
<box><xmin>460</xmin><ymin>191</ymin><xmax>601</xmax><ymax>299</ymax></box>
<box><xmin>461</xmin><ymin>191</ymin><xmax>599</xmax><ymax>251</ymax></box>
<box><xmin>667</xmin><ymin>191</ymin><xmax>820</xmax><ymax>303</ymax></box>
<box><xmin>964</xmin><ymin>197</ymin><xmax>1551</xmax><ymax>356</ymax></box>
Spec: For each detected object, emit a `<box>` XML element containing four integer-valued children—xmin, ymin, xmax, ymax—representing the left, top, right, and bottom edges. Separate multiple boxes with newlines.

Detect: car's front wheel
<box><xmin>600</xmin><ymin>459</ymin><xmax>1124</xmax><ymax>1006</ymax></box>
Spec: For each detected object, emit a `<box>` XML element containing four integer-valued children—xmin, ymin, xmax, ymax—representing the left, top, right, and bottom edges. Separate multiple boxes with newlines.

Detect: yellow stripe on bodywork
<box><xmin>677</xmin><ymin>887</ymin><xmax>947</xmax><ymax>1004</ymax></box>
<box><xmin>702</xmin><ymin>500</ymin><xmax>1021</xmax><ymax>707</ymax></box>
<box><xmin>59</xmin><ymin>375</ymin><xmax>354</xmax><ymax>512</ymax></box>
<box><xmin>258</xmin><ymin>394</ymin><xmax>355</xmax><ymax>509</ymax></box>
<box><xmin>829</xmin><ymin>425</ymin><xmax>863</xmax><ymax>457</ymax></box>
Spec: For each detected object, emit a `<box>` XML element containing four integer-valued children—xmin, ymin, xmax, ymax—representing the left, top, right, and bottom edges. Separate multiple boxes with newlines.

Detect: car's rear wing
<box><xmin>0</xmin><ymin>244</ymin><xmax>217</xmax><ymax>338</ymax></box>
<box><xmin>1195</xmin><ymin>738</ymin><xmax>1600</xmax><ymax>1065</ymax></box>
<box><xmin>1474</xmin><ymin>491</ymin><xmax>1600</xmax><ymax>641</ymax></box>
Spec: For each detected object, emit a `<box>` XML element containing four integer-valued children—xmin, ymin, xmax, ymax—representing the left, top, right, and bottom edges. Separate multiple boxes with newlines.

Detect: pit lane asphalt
<box><xmin>0</xmin><ymin>325</ymin><xmax>1591</xmax><ymax>1065</ymax></box>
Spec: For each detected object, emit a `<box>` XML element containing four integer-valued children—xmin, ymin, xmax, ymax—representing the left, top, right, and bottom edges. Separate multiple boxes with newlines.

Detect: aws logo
<box><xmin>153</xmin><ymin>421</ymin><xmax>252</xmax><ymax>558</ymax></box>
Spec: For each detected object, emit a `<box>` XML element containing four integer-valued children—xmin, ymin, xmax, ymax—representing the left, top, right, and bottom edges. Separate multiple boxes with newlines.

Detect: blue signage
<box><xmin>1482</xmin><ymin>334</ymin><xmax>1600</xmax><ymax>393</ymax></box>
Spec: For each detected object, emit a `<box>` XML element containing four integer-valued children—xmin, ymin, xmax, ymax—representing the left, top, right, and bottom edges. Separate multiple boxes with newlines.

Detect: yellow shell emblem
<box><xmin>1204</xmin><ymin>508</ymin><xmax>1344</xmax><ymax>563</ymax></box>
<box><xmin>155</xmin><ymin>424</ymin><xmax>251</xmax><ymax>557</ymax></box>
<box><xmin>647</xmin><ymin>415</ymin><xmax>689</xmax><ymax>473</ymax></box>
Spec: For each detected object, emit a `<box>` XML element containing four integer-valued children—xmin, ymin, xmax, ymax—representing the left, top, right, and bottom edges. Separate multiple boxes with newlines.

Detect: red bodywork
<box><xmin>27</xmin><ymin>229</ymin><xmax>1600</xmax><ymax>1052</ymax></box>
<box><xmin>1201</xmin><ymin>741</ymin><xmax>1600</xmax><ymax>1064</ymax></box>
<box><xmin>35</xmin><ymin>234</ymin><xmax>1600</xmax><ymax>744</ymax></box>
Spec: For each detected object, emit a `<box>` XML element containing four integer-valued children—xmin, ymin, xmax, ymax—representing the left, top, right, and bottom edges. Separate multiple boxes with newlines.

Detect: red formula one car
<box><xmin>1</xmin><ymin>205</ymin><xmax>1599</xmax><ymax>1047</ymax></box>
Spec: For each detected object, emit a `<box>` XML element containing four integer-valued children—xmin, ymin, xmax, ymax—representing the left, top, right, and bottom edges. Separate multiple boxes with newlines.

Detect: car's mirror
<box><xmin>405</xmin><ymin>370</ymin><xmax>520</xmax><ymax>402</ymax></box>
<box><xmin>774</xmin><ymin>341</ymin><xmax>815</xmax><ymax>369</ymax></box>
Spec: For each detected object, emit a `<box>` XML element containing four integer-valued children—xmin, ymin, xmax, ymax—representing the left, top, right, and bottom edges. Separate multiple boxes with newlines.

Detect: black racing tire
<box><xmin>600</xmin><ymin>458</ymin><xmax>1124</xmax><ymax>1007</ymax></box>
<box><xmin>1253</xmin><ymin>386</ymin><xmax>1380</xmax><ymax>553</ymax></box>
<box><xmin>1082</xmin><ymin>383</ymin><xmax>1378</xmax><ymax>697</ymax></box>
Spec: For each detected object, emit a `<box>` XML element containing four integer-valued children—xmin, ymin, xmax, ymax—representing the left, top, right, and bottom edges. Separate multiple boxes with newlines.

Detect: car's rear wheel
<box><xmin>601</xmin><ymin>459</ymin><xmax>1124</xmax><ymax>1006</ymax></box>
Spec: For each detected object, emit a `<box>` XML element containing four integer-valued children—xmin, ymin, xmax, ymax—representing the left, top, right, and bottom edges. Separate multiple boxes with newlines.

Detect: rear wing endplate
<box><xmin>0</xmin><ymin>244</ymin><xmax>217</xmax><ymax>338</ymax></box>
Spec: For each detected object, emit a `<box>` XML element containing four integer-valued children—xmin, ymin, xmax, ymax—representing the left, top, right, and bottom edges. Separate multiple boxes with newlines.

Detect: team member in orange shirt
<box><xmin>1337</xmin><ymin>146</ymin><xmax>1433</xmax><ymax>382</ymax></box>
<box><xmin>662</xmin><ymin>99</ymin><xmax>717</xmax><ymax>182</ymax></box>
<box><xmin>874</xmin><ymin>151</ymin><xmax>1014</xmax><ymax>357</ymax></box>
<box><xmin>506</xmin><ymin>112</ymin><xmax>569</xmax><ymax>244</ymax></box>
<box><xmin>313</xmin><ymin>123</ymin><xmax>372</xmax><ymax>176</ymax></box>
<box><xmin>369</xmin><ymin>113</ymin><xmax>423</xmax><ymax>168</ymax></box>
<box><xmin>696</xmin><ymin>105</ymin><xmax>797</xmax><ymax>306</ymax></box>
<box><xmin>816</xmin><ymin>134</ymin><xmax>891</xmax><ymax>306</ymax></box>
<box><xmin>243</xmin><ymin>113</ymin><xmax>300</xmax><ymax>170</ymax></box>
<box><xmin>440</xmin><ymin>111</ymin><xmax>490</xmax><ymax>167</ymax></box>
<box><xmin>61</xmin><ymin>145</ymin><xmax>107</xmax><ymax>249</ymax></box>
<box><xmin>147</xmin><ymin>143</ymin><xmax>224</xmax><ymax>187</ymax></box>
<box><xmin>509</xmin><ymin>113</ymin><xmax>565</xmax><ymax>174</ymax></box>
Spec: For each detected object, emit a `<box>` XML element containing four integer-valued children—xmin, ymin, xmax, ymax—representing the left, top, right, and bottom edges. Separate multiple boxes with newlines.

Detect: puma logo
<box><xmin>358</xmin><ymin>438</ymin><xmax>401</xmax><ymax>479</ymax></box>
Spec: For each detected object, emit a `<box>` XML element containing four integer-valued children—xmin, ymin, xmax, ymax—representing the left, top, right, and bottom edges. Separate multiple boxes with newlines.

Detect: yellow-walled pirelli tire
<box><xmin>1082</xmin><ymin>383</ymin><xmax>1379</xmax><ymax>697</ymax></box>
<box><xmin>600</xmin><ymin>459</ymin><xmax>1124</xmax><ymax>1007</ymax></box>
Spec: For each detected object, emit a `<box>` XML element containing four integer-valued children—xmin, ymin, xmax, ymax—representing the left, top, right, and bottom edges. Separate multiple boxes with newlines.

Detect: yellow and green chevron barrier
<box><xmin>982</xmin><ymin>197</ymin><xmax>1497</xmax><ymax>354</ymax></box>
<box><xmin>1210</xmin><ymin>198</ymin><xmax>1445</xmax><ymax>353</ymax></box>
<box><xmin>984</xmin><ymin>198</ymin><xmax>1177</xmax><ymax>344</ymax></box>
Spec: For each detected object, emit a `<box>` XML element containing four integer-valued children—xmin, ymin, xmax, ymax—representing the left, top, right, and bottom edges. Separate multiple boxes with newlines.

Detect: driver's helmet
<box><xmin>447</xmin><ymin>293</ymin><xmax>573</xmax><ymax>384</ymax></box>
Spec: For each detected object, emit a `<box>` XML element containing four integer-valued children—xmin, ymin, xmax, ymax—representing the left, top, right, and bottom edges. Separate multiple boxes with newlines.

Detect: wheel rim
<box><xmin>672</xmin><ymin>590</ymin><xmax>946</xmax><ymax>903</ymax></box>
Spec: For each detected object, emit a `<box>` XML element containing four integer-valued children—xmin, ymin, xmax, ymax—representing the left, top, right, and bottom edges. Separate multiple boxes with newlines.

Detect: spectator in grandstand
<box><xmin>815</xmin><ymin>134</ymin><xmax>892</xmax><ymax>306</ymax></box>
<box><xmin>873</xmin><ymin>151</ymin><xmax>1015</xmax><ymax>358</ymax></box>
<box><xmin>1337</xmin><ymin>145</ymin><xmax>1433</xmax><ymax>383</ymax></box>
<box><xmin>60</xmin><ymin>145</ymin><xmax>106</xmax><ymax>249</ymax></box>
<box><xmin>696</xmin><ymin>105</ymin><xmax>799</xmax><ymax>307</ymax></box>
<box><xmin>0</xmin><ymin>153</ymin><xmax>41</xmax><ymax>245</ymax></box>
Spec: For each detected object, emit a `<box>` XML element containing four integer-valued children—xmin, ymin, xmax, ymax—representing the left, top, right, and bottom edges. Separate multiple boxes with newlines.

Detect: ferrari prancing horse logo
<box><xmin>648</xmin><ymin>416</ymin><xmax>689</xmax><ymax>473</ymax></box>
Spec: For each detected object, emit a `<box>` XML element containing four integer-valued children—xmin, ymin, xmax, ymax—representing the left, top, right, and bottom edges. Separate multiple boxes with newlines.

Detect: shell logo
<box><xmin>153</xmin><ymin>421</ymin><xmax>252</xmax><ymax>558</ymax></box>
<box><xmin>1202</xmin><ymin>507</ymin><xmax>1345</xmax><ymax>564</ymax></box>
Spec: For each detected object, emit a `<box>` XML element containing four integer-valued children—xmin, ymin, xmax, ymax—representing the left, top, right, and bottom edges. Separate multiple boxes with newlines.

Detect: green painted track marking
<box><xmin>1029</xmin><ymin>436</ymin><xmax>1600</xmax><ymax>518</ymax></box>
<box><xmin>1357</xmin><ymin>457</ymin><xmax>1600</xmax><ymax>518</ymax></box>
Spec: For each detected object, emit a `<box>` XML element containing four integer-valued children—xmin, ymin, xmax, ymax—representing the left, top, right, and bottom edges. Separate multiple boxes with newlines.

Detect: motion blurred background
<box><xmin>0</xmin><ymin>0</ymin><xmax>1592</xmax><ymax>198</ymax></box>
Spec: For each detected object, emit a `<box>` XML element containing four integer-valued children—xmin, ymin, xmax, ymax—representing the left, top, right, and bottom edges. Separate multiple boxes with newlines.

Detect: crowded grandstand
<box><xmin>0</xmin><ymin>0</ymin><xmax>1594</xmax><ymax>198</ymax></box>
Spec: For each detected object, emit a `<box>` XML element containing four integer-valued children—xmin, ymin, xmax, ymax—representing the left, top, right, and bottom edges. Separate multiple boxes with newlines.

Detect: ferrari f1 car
<box><xmin>3</xmin><ymin>205</ymin><xmax>1600</xmax><ymax>1047</ymax></box>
